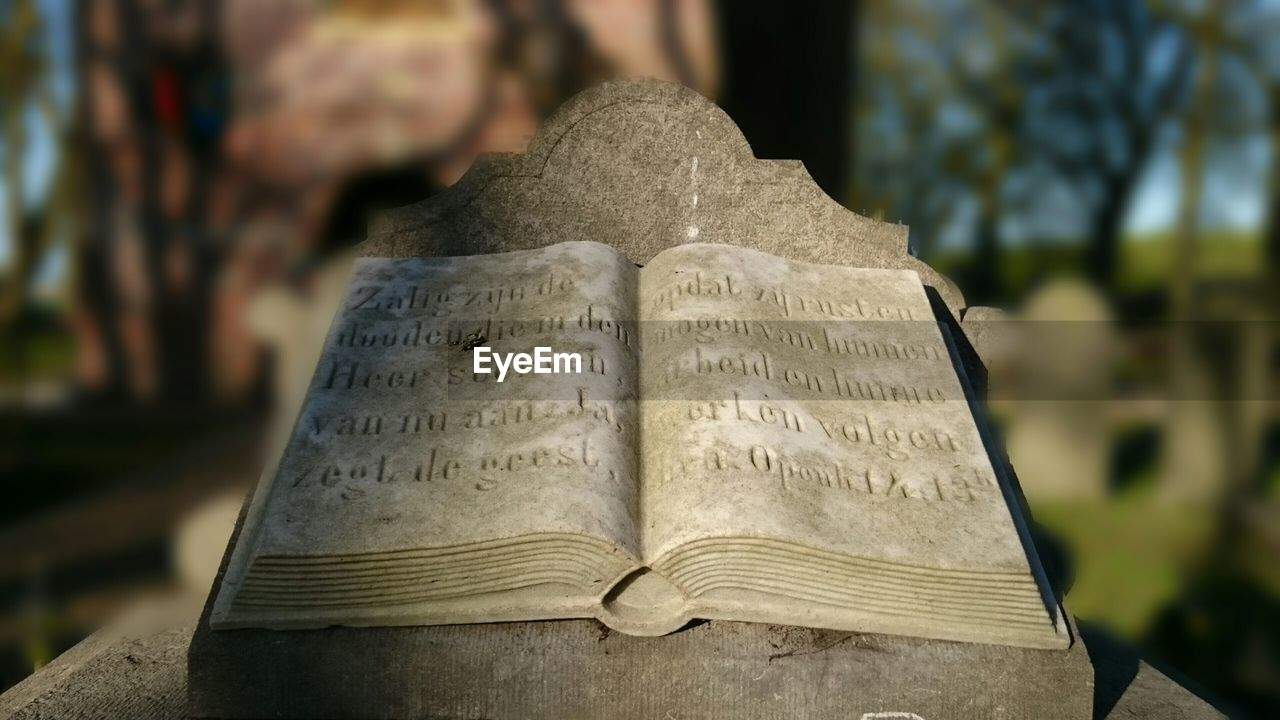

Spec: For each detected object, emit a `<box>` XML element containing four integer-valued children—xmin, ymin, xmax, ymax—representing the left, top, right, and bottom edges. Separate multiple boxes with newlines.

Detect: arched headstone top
<box><xmin>365</xmin><ymin>79</ymin><xmax>966</xmax><ymax>313</ymax></box>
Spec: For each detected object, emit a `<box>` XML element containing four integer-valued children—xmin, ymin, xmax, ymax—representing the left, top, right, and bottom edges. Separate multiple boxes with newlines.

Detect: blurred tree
<box><xmin>0</xmin><ymin>1</ymin><xmax>37</xmax><ymax>332</ymax></box>
<box><xmin>1036</xmin><ymin>0</ymin><xmax>1194</xmax><ymax>292</ymax></box>
<box><xmin>76</xmin><ymin>0</ymin><xmax>230</xmax><ymax>405</ymax></box>
<box><xmin>1269</xmin><ymin>81</ymin><xmax>1280</xmax><ymax>273</ymax></box>
<box><xmin>858</xmin><ymin>0</ymin><xmax>1203</xmax><ymax>300</ymax></box>
<box><xmin>0</xmin><ymin>0</ymin><xmax>67</xmax><ymax>334</ymax></box>
<box><xmin>855</xmin><ymin>1</ymin><xmax>954</xmax><ymax>257</ymax></box>
<box><xmin>858</xmin><ymin>0</ymin><xmax>1051</xmax><ymax>302</ymax></box>
<box><xmin>1156</xmin><ymin>0</ymin><xmax>1275</xmax><ymax>503</ymax></box>
<box><xmin>1244</xmin><ymin>5</ymin><xmax>1280</xmax><ymax>279</ymax></box>
<box><xmin>1147</xmin><ymin>5</ymin><xmax>1280</xmax><ymax>713</ymax></box>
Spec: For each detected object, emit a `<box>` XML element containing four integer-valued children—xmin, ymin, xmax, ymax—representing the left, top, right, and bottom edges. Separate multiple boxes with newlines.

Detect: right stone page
<box><xmin>636</xmin><ymin>243</ymin><xmax>1067</xmax><ymax>648</ymax></box>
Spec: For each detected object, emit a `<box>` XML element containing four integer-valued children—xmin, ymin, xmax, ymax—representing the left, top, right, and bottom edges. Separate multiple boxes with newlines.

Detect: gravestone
<box><xmin>189</xmin><ymin>80</ymin><xmax>1095</xmax><ymax>719</ymax></box>
<box><xmin>1005</xmin><ymin>280</ymin><xmax>1116</xmax><ymax>501</ymax></box>
<box><xmin>246</xmin><ymin>252</ymin><xmax>358</xmax><ymax>448</ymax></box>
<box><xmin>1160</xmin><ymin>383</ymin><xmax>1229</xmax><ymax>501</ymax></box>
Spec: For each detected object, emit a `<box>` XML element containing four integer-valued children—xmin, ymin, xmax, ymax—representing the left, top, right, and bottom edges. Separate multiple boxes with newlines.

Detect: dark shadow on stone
<box><xmin>1083</xmin><ymin>620</ymin><xmax>1246</xmax><ymax>719</ymax></box>
<box><xmin>925</xmin><ymin>287</ymin><xmax>987</xmax><ymax>397</ymax></box>
<box><xmin>931</xmin><ymin>283</ymin><xmax>1070</xmax><ymax>607</ymax></box>
<box><xmin>671</xmin><ymin>618</ymin><xmax>710</xmax><ymax>635</ymax></box>
<box><xmin>1080</xmin><ymin>621</ymin><xmax>1141</xmax><ymax>719</ymax></box>
<box><xmin>1029</xmin><ymin>521</ymin><xmax>1075</xmax><ymax>603</ymax></box>
<box><xmin>1144</xmin><ymin>572</ymin><xmax>1277</xmax><ymax>717</ymax></box>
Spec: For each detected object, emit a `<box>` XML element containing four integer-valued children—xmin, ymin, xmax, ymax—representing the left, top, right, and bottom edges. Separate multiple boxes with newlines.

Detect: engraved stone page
<box><xmin>240</xmin><ymin>241</ymin><xmax>642</xmax><ymax>568</ymax></box>
<box><xmin>637</xmin><ymin>244</ymin><xmax>1031</xmax><ymax>575</ymax></box>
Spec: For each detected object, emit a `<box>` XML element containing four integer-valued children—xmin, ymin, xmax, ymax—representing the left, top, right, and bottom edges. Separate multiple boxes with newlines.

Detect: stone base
<box><xmin>189</xmin><ymin>616</ymin><xmax>1094</xmax><ymax>719</ymax></box>
<box><xmin>189</xmin><ymin>454</ymin><xmax>1095</xmax><ymax>720</ymax></box>
<box><xmin>2</xmin><ymin>596</ymin><xmax>1228</xmax><ymax>720</ymax></box>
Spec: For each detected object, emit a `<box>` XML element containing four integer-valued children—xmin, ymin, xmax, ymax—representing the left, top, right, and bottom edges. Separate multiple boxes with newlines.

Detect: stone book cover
<box><xmin>209</xmin><ymin>240</ymin><xmax>1068</xmax><ymax>650</ymax></box>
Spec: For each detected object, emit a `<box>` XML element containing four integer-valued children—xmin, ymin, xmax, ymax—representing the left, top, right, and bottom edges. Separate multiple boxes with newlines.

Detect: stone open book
<box><xmin>211</xmin><ymin>240</ymin><xmax>1068</xmax><ymax>649</ymax></box>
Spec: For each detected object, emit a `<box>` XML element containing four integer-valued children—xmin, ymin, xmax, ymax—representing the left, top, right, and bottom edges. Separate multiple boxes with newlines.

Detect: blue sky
<box><xmin>0</xmin><ymin>0</ymin><xmax>74</xmax><ymax>290</ymax></box>
<box><xmin>1126</xmin><ymin>134</ymin><xmax>1269</xmax><ymax>234</ymax></box>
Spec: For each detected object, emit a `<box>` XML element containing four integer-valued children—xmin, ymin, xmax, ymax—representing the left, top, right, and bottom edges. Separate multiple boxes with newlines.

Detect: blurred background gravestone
<box><xmin>1005</xmin><ymin>279</ymin><xmax>1116</xmax><ymax>501</ymax></box>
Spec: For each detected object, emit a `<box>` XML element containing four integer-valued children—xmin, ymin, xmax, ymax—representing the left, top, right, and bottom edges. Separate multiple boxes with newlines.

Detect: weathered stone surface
<box><xmin>0</xmin><ymin>597</ymin><xmax>200</xmax><ymax>720</ymax></box>
<box><xmin>362</xmin><ymin>79</ymin><xmax>967</xmax><ymax>314</ymax></box>
<box><xmin>0</xmin><ymin>598</ymin><xmax>1226</xmax><ymax>719</ymax></box>
<box><xmin>213</xmin><ymin>241</ymin><xmax>1066</xmax><ymax>648</ymax></box>
<box><xmin>191</xmin><ymin>77</ymin><xmax>1084</xmax><ymax>716</ymax></box>
<box><xmin>193</xmin><ymin>501</ymin><xmax>1097</xmax><ymax>720</ymax></box>
<box><xmin>212</xmin><ymin>243</ymin><xmax>644</xmax><ymax>633</ymax></box>
<box><xmin>634</xmin><ymin>244</ymin><xmax>1066</xmax><ymax>647</ymax></box>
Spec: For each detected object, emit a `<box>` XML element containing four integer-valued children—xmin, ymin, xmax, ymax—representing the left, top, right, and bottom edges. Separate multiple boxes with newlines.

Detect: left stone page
<box><xmin>212</xmin><ymin>242</ymin><xmax>643</xmax><ymax>627</ymax></box>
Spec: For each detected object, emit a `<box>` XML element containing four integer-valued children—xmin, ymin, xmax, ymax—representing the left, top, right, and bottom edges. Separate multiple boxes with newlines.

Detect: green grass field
<box><xmin>1033</xmin><ymin>495</ymin><xmax>1218</xmax><ymax>636</ymax></box>
<box><xmin>926</xmin><ymin>230</ymin><xmax>1265</xmax><ymax>303</ymax></box>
